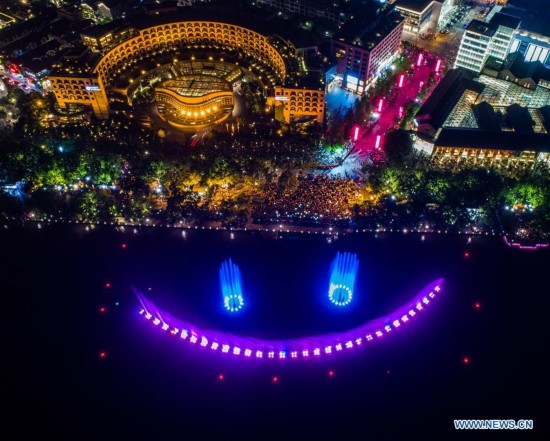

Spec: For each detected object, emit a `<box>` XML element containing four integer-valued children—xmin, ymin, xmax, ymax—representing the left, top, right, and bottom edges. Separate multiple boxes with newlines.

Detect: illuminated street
<box><xmin>354</xmin><ymin>52</ymin><xmax>442</xmax><ymax>157</ymax></box>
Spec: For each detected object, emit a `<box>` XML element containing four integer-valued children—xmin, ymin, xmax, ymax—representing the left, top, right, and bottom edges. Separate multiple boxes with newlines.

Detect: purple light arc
<box><xmin>135</xmin><ymin>278</ymin><xmax>444</xmax><ymax>360</ymax></box>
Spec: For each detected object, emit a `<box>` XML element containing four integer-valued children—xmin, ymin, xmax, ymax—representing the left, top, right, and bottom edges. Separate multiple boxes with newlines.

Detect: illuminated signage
<box><xmin>85</xmin><ymin>85</ymin><xmax>101</xmax><ymax>92</ymax></box>
<box><xmin>275</xmin><ymin>96</ymin><xmax>289</xmax><ymax>101</ymax></box>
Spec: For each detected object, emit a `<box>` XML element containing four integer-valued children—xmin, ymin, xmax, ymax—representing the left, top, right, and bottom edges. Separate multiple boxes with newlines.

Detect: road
<box><xmin>401</xmin><ymin>5</ymin><xmax>487</xmax><ymax>64</ymax></box>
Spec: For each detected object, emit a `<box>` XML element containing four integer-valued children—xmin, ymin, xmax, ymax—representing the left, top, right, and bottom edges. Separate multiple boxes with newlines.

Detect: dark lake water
<box><xmin>1</xmin><ymin>225</ymin><xmax>546</xmax><ymax>439</ymax></box>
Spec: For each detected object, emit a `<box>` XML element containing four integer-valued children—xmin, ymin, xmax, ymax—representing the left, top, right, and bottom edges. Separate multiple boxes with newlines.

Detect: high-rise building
<box><xmin>331</xmin><ymin>7</ymin><xmax>404</xmax><ymax>94</ymax></box>
<box><xmin>454</xmin><ymin>12</ymin><xmax>520</xmax><ymax>73</ymax></box>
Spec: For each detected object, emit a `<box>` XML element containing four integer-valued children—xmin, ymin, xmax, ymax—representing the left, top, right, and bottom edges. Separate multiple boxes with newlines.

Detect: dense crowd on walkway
<box><xmin>257</xmin><ymin>175</ymin><xmax>363</xmax><ymax>222</ymax></box>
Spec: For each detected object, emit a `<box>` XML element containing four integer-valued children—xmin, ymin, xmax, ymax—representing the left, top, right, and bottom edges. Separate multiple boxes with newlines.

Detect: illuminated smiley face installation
<box><xmin>136</xmin><ymin>252</ymin><xmax>444</xmax><ymax>361</ymax></box>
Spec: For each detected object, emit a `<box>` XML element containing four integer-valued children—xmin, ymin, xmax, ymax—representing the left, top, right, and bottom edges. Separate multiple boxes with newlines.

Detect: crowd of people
<box><xmin>257</xmin><ymin>175</ymin><xmax>364</xmax><ymax>223</ymax></box>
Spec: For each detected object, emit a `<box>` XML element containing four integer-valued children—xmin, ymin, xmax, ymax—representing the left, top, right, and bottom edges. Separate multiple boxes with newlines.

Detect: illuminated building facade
<box><xmin>48</xmin><ymin>75</ymin><xmax>110</xmax><ymax>118</ymax></box>
<box><xmin>454</xmin><ymin>13</ymin><xmax>521</xmax><ymax>73</ymax></box>
<box><xmin>81</xmin><ymin>1</ymin><xmax>121</xmax><ymax>24</ymax></box>
<box><xmin>274</xmin><ymin>86</ymin><xmax>325</xmax><ymax>124</ymax></box>
<box><xmin>432</xmin><ymin>128</ymin><xmax>550</xmax><ymax>170</ymax></box>
<box><xmin>332</xmin><ymin>8</ymin><xmax>404</xmax><ymax>94</ymax></box>
<box><xmin>415</xmin><ymin>68</ymin><xmax>550</xmax><ymax>170</ymax></box>
<box><xmin>49</xmin><ymin>18</ymin><xmax>291</xmax><ymax>121</ymax></box>
<box><xmin>80</xmin><ymin>22</ymin><xmax>138</xmax><ymax>53</ymax></box>
<box><xmin>155</xmin><ymin>76</ymin><xmax>234</xmax><ymax>129</ymax></box>
<box><xmin>394</xmin><ymin>0</ymin><xmax>434</xmax><ymax>34</ymax></box>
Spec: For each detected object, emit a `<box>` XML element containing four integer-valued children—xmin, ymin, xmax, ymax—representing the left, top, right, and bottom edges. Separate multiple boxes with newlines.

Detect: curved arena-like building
<box><xmin>48</xmin><ymin>13</ymin><xmax>325</xmax><ymax>128</ymax></box>
<box><xmin>47</xmin><ymin>13</ymin><xmax>327</xmax><ymax>126</ymax></box>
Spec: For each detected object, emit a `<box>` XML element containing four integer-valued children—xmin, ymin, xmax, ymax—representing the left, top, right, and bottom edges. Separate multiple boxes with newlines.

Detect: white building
<box><xmin>454</xmin><ymin>12</ymin><xmax>520</xmax><ymax>73</ymax></box>
<box><xmin>394</xmin><ymin>0</ymin><xmax>434</xmax><ymax>34</ymax></box>
<box><xmin>511</xmin><ymin>32</ymin><xmax>550</xmax><ymax>66</ymax></box>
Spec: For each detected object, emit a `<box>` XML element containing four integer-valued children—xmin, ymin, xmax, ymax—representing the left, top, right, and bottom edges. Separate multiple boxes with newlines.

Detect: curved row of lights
<box><xmin>328</xmin><ymin>283</ymin><xmax>353</xmax><ymax>307</ymax></box>
<box><xmin>180</xmin><ymin>105</ymin><xmax>219</xmax><ymax>117</ymax></box>
<box><xmin>136</xmin><ymin>278</ymin><xmax>444</xmax><ymax>361</ymax></box>
<box><xmin>223</xmin><ymin>293</ymin><xmax>244</xmax><ymax>312</ymax></box>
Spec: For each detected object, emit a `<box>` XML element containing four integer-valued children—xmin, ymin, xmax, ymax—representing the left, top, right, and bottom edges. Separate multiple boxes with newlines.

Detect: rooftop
<box><xmin>505</xmin><ymin>103</ymin><xmax>535</xmax><ymax>133</ymax></box>
<box><xmin>0</xmin><ymin>13</ymin><xmax>51</xmax><ymax>44</ymax></box>
<box><xmin>472</xmin><ymin>102</ymin><xmax>502</xmax><ymax>132</ymax></box>
<box><xmin>80</xmin><ymin>19</ymin><xmax>130</xmax><ymax>39</ymax></box>
<box><xmin>505</xmin><ymin>54</ymin><xmax>550</xmax><ymax>83</ymax></box>
<box><xmin>415</xmin><ymin>68</ymin><xmax>484</xmax><ymax>131</ymax></box>
<box><xmin>160</xmin><ymin>76</ymin><xmax>231</xmax><ymax>98</ymax></box>
<box><xmin>0</xmin><ymin>12</ymin><xmax>16</xmax><ymax>23</ymax></box>
<box><xmin>476</xmin><ymin>74</ymin><xmax>550</xmax><ymax>108</ymax></box>
<box><xmin>1</xmin><ymin>17</ymin><xmax>72</xmax><ymax>55</ymax></box>
<box><xmin>335</xmin><ymin>6</ymin><xmax>404</xmax><ymax>51</ymax></box>
<box><xmin>539</xmin><ymin>105</ymin><xmax>550</xmax><ymax>132</ymax></box>
<box><xmin>506</xmin><ymin>3</ymin><xmax>549</xmax><ymax>35</ymax></box>
<box><xmin>13</xmin><ymin>40</ymin><xmax>61</xmax><ymax>75</ymax></box>
<box><xmin>488</xmin><ymin>12</ymin><xmax>521</xmax><ymax>30</ymax></box>
<box><xmin>435</xmin><ymin>128</ymin><xmax>550</xmax><ymax>152</ymax></box>
<box><xmin>393</xmin><ymin>0</ymin><xmax>433</xmax><ymax>13</ymax></box>
<box><xmin>466</xmin><ymin>19</ymin><xmax>495</xmax><ymax>37</ymax></box>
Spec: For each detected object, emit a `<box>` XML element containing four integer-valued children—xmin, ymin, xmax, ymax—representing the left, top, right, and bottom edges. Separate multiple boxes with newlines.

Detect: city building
<box><xmin>414</xmin><ymin>67</ymin><xmax>550</xmax><ymax>169</ymax></box>
<box><xmin>415</xmin><ymin>68</ymin><xmax>484</xmax><ymax>139</ymax></box>
<box><xmin>394</xmin><ymin>0</ymin><xmax>434</xmax><ymax>34</ymax></box>
<box><xmin>511</xmin><ymin>32</ymin><xmax>550</xmax><ymax>66</ymax></box>
<box><xmin>454</xmin><ymin>12</ymin><xmax>521</xmax><ymax>73</ymax></box>
<box><xmin>155</xmin><ymin>77</ymin><xmax>234</xmax><ymax>129</ymax></box>
<box><xmin>494</xmin><ymin>54</ymin><xmax>550</xmax><ymax>91</ymax></box>
<box><xmin>80</xmin><ymin>20</ymin><xmax>138</xmax><ymax>52</ymax></box>
<box><xmin>273</xmin><ymin>86</ymin><xmax>325</xmax><ymax>124</ymax></box>
<box><xmin>0</xmin><ymin>14</ymin><xmax>87</xmax><ymax>92</ymax></box>
<box><xmin>81</xmin><ymin>0</ymin><xmax>122</xmax><ymax>24</ymax></box>
<box><xmin>48</xmin><ymin>12</ymin><xmax>325</xmax><ymax>125</ymax></box>
<box><xmin>331</xmin><ymin>7</ymin><xmax>404</xmax><ymax>94</ymax></box>
<box><xmin>432</xmin><ymin>128</ymin><xmax>550</xmax><ymax>169</ymax></box>
<box><xmin>252</xmin><ymin>0</ymin><xmax>346</xmax><ymax>24</ymax></box>
<box><xmin>0</xmin><ymin>13</ymin><xmax>55</xmax><ymax>49</ymax></box>
<box><xmin>0</xmin><ymin>77</ymin><xmax>7</xmax><ymax>99</ymax></box>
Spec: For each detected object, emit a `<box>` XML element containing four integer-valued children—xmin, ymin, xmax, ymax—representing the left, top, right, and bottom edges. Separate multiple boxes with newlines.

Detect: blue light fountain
<box><xmin>220</xmin><ymin>258</ymin><xmax>244</xmax><ymax>312</ymax></box>
<box><xmin>328</xmin><ymin>252</ymin><xmax>359</xmax><ymax>307</ymax></box>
